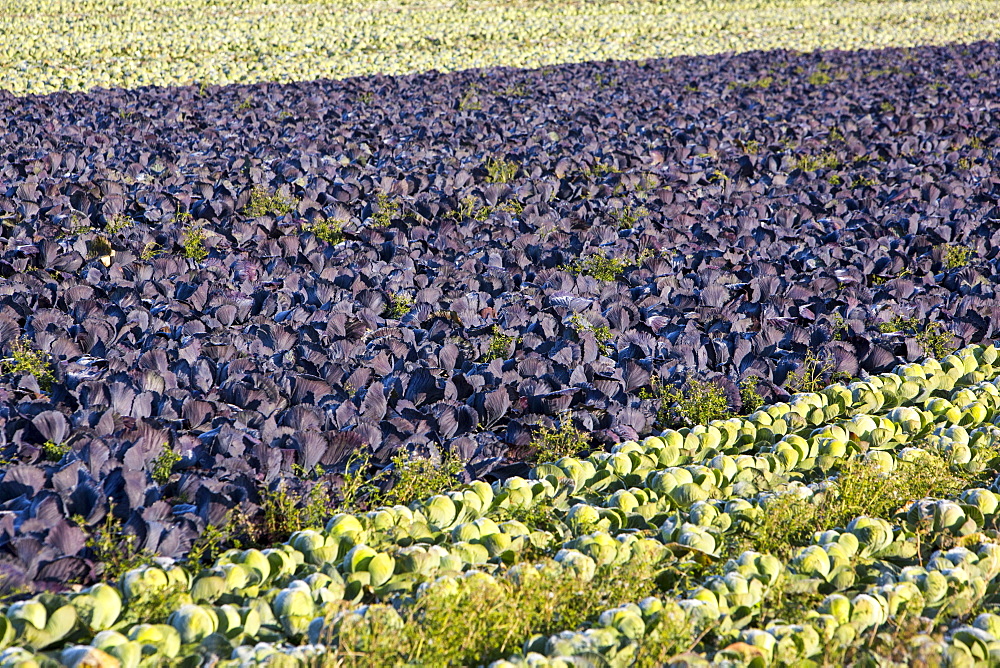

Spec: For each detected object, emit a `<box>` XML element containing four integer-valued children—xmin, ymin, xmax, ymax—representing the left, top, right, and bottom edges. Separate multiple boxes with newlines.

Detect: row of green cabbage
<box><xmin>0</xmin><ymin>344</ymin><xmax>997</xmax><ymax>666</ymax></box>
<box><xmin>486</xmin><ymin>483</ymin><xmax>1000</xmax><ymax>668</ymax></box>
<box><xmin>221</xmin><ymin>484</ymin><xmax>1000</xmax><ymax>667</ymax></box>
<box><xmin>491</xmin><ymin>539</ymin><xmax>1000</xmax><ymax>667</ymax></box>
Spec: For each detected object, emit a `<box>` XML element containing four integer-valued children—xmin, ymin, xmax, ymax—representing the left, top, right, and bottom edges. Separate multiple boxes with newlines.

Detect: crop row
<box><xmin>2</xmin><ymin>41</ymin><xmax>999</xmax><ymax>589</ymax></box>
<box><xmin>0</xmin><ymin>343</ymin><xmax>997</xmax><ymax>665</ymax></box>
<box><xmin>4</xmin><ymin>0</ymin><xmax>1000</xmax><ymax>96</ymax></box>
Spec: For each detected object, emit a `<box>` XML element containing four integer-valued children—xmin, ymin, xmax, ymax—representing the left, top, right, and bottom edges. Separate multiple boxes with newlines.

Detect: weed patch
<box><xmin>383</xmin><ymin>293</ymin><xmax>414</xmax><ymax>319</ymax></box>
<box><xmin>244</xmin><ymin>186</ymin><xmax>296</xmax><ymax>218</ymax></box>
<box><xmin>739</xmin><ymin>376</ymin><xmax>764</xmax><ymax>414</ymax></box>
<box><xmin>380</xmin><ymin>451</ymin><xmax>464</xmax><ymax>507</ymax></box>
<box><xmin>879</xmin><ymin>316</ymin><xmax>954</xmax><ymax>359</ymax></box>
<box><xmin>369</xmin><ymin>191</ymin><xmax>398</xmax><ymax>227</ymax></box>
<box><xmin>2</xmin><ymin>337</ymin><xmax>55</xmax><ymax>392</ymax></box>
<box><xmin>938</xmin><ymin>242</ymin><xmax>973</xmax><ymax>270</ymax></box>
<box><xmin>743</xmin><ymin>453</ymin><xmax>968</xmax><ymax>560</ymax></box>
<box><xmin>79</xmin><ymin>507</ymin><xmax>152</xmax><ymax>581</ymax></box>
<box><xmin>181</xmin><ymin>222</ymin><xmax>208</xmax><ymax>261</ymax></box>
<box><xmin>311</xmin><ymin>218</ymin><xmax>345</xmax><ymax>245</ymax></box>
<box><xmin>786</xmin><ymin>351</ymin><xmax>841</xmax><ymax>393</ymax></box>
<box><xmin>808</xmin><ymin>71</ymin><xmax>832</xmax><ymax>85</ymax></box>
<box><xmin>565</xmin><ymin>253</ymin><xmax>630</xmax><ymax>282</ymax></box>
<box><xmin>484</xmin><ymin>156</ymin><xmax>519</xmax><ymax>183</ymax></box>
<box><xmin>322</xmin><ymin>557</ymin><xmax>664</xmax><ymax>667</ymax></box>
<box><xmin>118</xmin><ymin>583</ymin><xmax>188</xmax><ymax>627</ymax></box>
<box><xmin>530</xmin><ymin>416</ymin><xmax>591</xmax><ymax>464</ymax></box>
<box><xmin>483</xmin><ymin>326</ymin><xmax>517</xmax><ymax>362</ymax></box>
<box><xmin>41</xmin><ymin>440</ymin><xmax>69</xmax><ymax>462</ymax></box>
<box><xmin>249</xmin><ymin>481</ymin><xmax>333</xmax><ymax>545</ymax></box>
<box><xmin>105</xmin><ymin>212</ymin><xmax>131</xmax><ymax>234</ymax></box>
<box><xmin>646</xmin><ymin>378</ymin><xmax>731</xmax><ymax>428</ymax></box>
<box><xmin>151</xmin><ymin>443</ymin><xmax>181</xmax><ymax>485</ymax></box>
<box><xmin>794</xmin><ymin>151</ymin><xmax>840</xmax><ymax>171</ymax></box>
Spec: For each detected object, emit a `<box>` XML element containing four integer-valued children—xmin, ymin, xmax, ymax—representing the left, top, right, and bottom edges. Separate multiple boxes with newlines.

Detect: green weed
<box><xmin>568</xmin><ymin>314</ymin><xmax>613</xmax><ymax>356</ymax></box>
<box><xmin>483</xmin><ymin>326</ymin><xmax>517</xmax><ymax>362</ymax></box>
<box><xmin>878</xmin><ymin>316</ymin><xmax>954</xmax><ymax>359</ymax></box>
<box><xmin>794</xmin><ymin>151</ymin><xmax>840</xmax><ymax>171</ymax></box>
<box><xmin>502</xmin><ymin>83</ymin><xmax>527</xmax><ymax>98</ymax></box>
<box><xmin>745</xmin><ymin>453</ymin><xmax>967</xmax><ymax>560</ymax></box>
<box><xmin>383</xmin><ymin>293</ymin><xmax>414</xmax><ymax>319</ymax></box>
<box><xmin>449</xmin><ymin>195</ymin><xmax>481</xmax><ymax>221</ymax></box>
<box><xmin>653</xmin><ymin>378</ymin><xmax>731</xmax><ymax>428</ymax></box>
<box><xmin>2</xmin><ymin>337</ymin><xmax>55</xmax><ymax>392</ymax></box>
<box><xmin>739</xmin><ymin>376</ymin><xmax>764</xmax><ymax>414</ymax></box>
<box><xmin>321</xmin><ymin>556</ymin><xmax>665</xmax><ymax>667</ymax></box>
<box><xmin>867</xmin><ymin>66</ymin><xmax>902</xmax><ymax>77</ymax></box>
<box><xmin>458</xmin><ymin>85</ymin><xmax>482</xmax><ymax>111</ymax></box>
<box><xmin>448</xmin><ymin>196</ymin><xmax>523</xmax><ymax>222</ymax></box>
<box><xmin>369</xmin><ymin>191</ymin><xmax>398</xmax><ymax>227</ymax></box>
<box><xmin>380</xmin><ymin>451</ymin><xmax>464</xmax><ymax>507</ymax></box>
<box><xmin>41</xmin><ymin>440</ymin><xmax>69</xmax><ymax>462</ymax></box>
<box><xmin>105</xmin><ymin>212</ymin><xmax>131</xmax><ymax>234</ymax></box>
<box><xmin>707</xmin><ymin>169</ymin><xmax>729</xmax><ymax>183</ymax></box>
<box><xmin>338</xmin><ymin>450</ymin><xmax>375</xmax><ymax>511</ymax></box>
<box><xmin>186</xmin><ymin>517</ymin><xmax>238</xmax><ymax>568</ymax></box>
<box><xmin>180</xmin><ymin>222</ymin><xmax>208</xmax><ymax>261</ymax></box>
<box><xmin>530</xmin><ymin>415</ymin><xmax>591</xmax><ymax>465</ymax></box>
<box><xmin>151</xmin><ymin>443</ymin><xmax>181</xmax><ymax>485</ymax></box>
<box><xmin>831</xmin><ymin>313</ymin><xmax>848</xmax><ymax>340</ymax></box>
<box><xmin>254</xmin><ymin>481</ymin><xmax>333</xmax><ymax>545</ymax></box>
<box><xmin>756</xmin><ymin>571</ymin><xmax>827</xmax><ymax>626</ymax></box>
<box><xmin>727</xmin><ymin>75</ymin><xmax>773</xmax><ymax>90</ymax></box>
<box><xmin>580</xmin><ymin>161</ymin><xmax>620</xmax><ymax>179</ymax></box>
<box><xmin>918</xmin><ymin>322</ymin><xmax>954</xmax><ymax>360</ymax></box>
<box><xmin>878</xmin><ymin>315</ymin><xmax>920</xmax><ymax>334</ymax></box>
<box><xmin>484</xmin><ymin>156</ymin><xmax>519</xmax><ymax>184</ymax></box>
<box><xmin>938</xmin><ymin>242</ymin><xmax>973</xmax><ymax>270</ymax></box>
<box><xmin>807</xmin><ymin>71</ymin><xmax>832</xmax><ymax>85</ymax></box>
<box><xmin>310</xmin><ymin>218</ymin><xmax>345</xmax><ymax>245</ymax></box>
<box><xmin>140</xmin><ymin>241</ymin><xmax>161</xmax><ymax>260</ymax></box>
<box><xmin>118</xmin><ymin>583</ymin><xmax>188</xmax><ymax>627</ymax></box>
<box><xmin>245</xmin><ymin>187</ymin><xmax>296</xmax><ymax>218</ymax></box>
<box><xmin>81</xmin><ymin>506</ymin><xmax>152</xmax><ymax>581</ymax></box>
<box><xmin>785</xmin><ymin>351</ymin><xmax>835</xmax><ymax>394</ymax></box>
<box><xmin>565</xmin><ymin>253</ymin><xmax>629</xmax><ymax>282</ymax></box>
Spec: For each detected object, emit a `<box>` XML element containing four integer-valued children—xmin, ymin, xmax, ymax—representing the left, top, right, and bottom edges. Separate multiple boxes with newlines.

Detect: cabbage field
<box><xmin>4</xmin><ymin>0</ymin><xmax>1000</xmax><ymax>95</ymax></box>
<box><xmin>2</xmin><ymin>1</ymin><xmax>1000</xmax><ymax>666</ymax></box>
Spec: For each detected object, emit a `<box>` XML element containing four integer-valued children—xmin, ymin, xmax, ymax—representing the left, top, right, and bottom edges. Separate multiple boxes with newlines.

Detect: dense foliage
<box><xmin>0</xmin><ymin>344</ymin><xmax>999</xmax><ymax>665</ymax></box>
<box><xmin>2</xmin><ymin>0</ymin><xmax>1000</xmax><ymax>661</ymax></box>
<box><xmin>2</xmin><ymin>0</ymin><xmax>1000</xmax><ymax>95</ymax></box>
<box><xmin>0</xmin><ymin>41</ymin><xmax>999</xmax><ymax>596</ymax></box>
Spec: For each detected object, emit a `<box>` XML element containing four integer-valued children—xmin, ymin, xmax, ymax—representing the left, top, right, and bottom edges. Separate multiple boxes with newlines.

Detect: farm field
<box><xmin>2</xmin><ymin>0</ymin><xmax>1000</xmax><ymax>95</ymax></box>
<box><xmin>1</xmin><ymin>1</ymin><xmax>1000</xmax><ymax>666</ymax></box>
